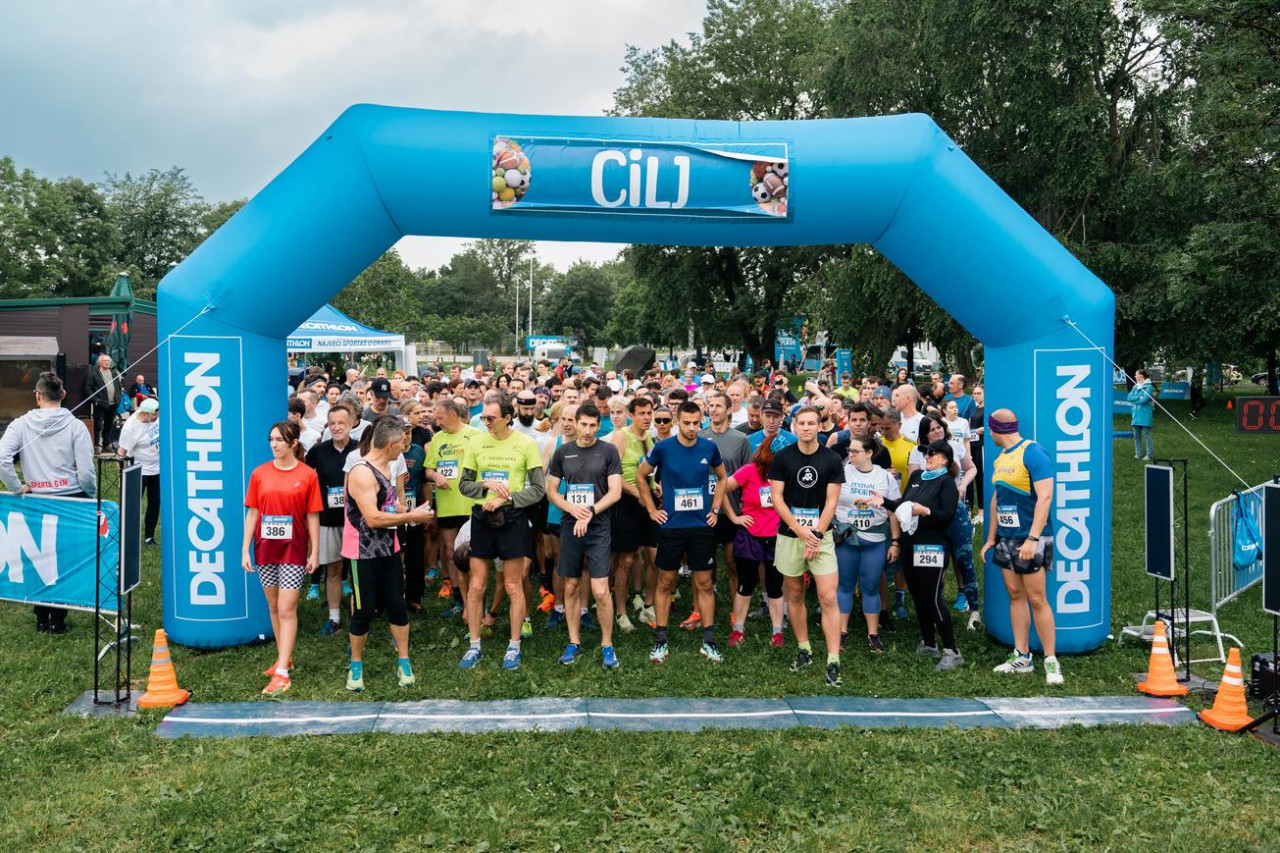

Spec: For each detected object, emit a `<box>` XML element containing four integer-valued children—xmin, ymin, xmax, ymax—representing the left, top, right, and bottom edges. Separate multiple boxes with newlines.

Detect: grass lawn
<box><xmin>2</xmin><ymin>391</ymin><xmax>1279</xmax><ymax>849</ymax></box>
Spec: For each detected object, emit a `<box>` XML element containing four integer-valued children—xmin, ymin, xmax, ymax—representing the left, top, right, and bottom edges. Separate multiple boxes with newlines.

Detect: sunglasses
<box><xmin>480</xmin><ymin>415</ymin><xmax>499</xmax><ymax>423</ymax></box>
<box><xmin>654</xmin><ymin>418</ymin><xmax>673</xmax><ymax>425</ymax></box>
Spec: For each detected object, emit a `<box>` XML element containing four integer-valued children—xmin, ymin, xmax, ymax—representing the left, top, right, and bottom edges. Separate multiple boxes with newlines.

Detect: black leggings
<box><xmin>143</xmin><ymin>474</ymin><xmax>160</xmax><ymax>540</ymax></box>
<box><xmin>735</xmin><ymin>558</ymin><xmax>784</xmax><ymax>599</ymax></box>
<box><xmin>349</xmin><ymin>553</ymin><xmax>409</xmax><ymax>636</ymax></box>
<box><xmin>403</xmin><ymin>523</ymin><xmax>425</xmax><ymax>605</ymax></box>
<box><xmin>905</xmin><ymin>555</ymin><xmax>956</xmax><ymax>652</ymax></box>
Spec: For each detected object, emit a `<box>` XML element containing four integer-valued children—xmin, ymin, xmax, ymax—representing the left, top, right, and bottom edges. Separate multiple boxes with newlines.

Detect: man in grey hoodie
<box><xmin>0</xmin><ymin>372</ymin><xmax>97</xmax><ymax>632</ymax></box>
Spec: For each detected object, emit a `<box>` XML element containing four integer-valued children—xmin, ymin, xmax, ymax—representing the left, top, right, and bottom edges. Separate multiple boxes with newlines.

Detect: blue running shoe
<box><xmin>546</xmin><ymin>609</ymin><xmax>565</xmax><ymax>629</ymax></box>
<box><xmin>893</xmin><ymin>601</ymin><xmax>909</xmax><ymax>620</ymax></box>
<box><xmin>459</xmin><ymin>647</ymin><xmax>482</xmax><ymax>669</ymax></box>
<box><xmin>440</xmin><ymin>603</ymin><xmax>463</xmax><ymax>619</ymax></box>
<box><xmin>306</xmin><ymin>584</ymin><xmax>320</xmax><ymax>601</ymax></box>
<box><xmin>558</xmin><ymin>643</ymin><xmax>581</xmax><ymax>666</ymax></box>
<box><xmin>601</xmin><ymin>646</ymin><xmax>619</xmax><ymax>669</ymax></box>
<box><xmin>580</xmin><ymin>610</ymin><xmax>596</xmax><ymax>631</ymax></box>
<box><xmin>502</xmin><ymin>648</ymin><xmax>522</xmax><ymax>670</ymax></box>
<box><xmin>953</xmin><ymin>593</ymin><xmax>969</xmax><ymax>612</ymax></box>
<box><xmin>425</xmin><ymin>568</ymin><xmax>440</xmax><ymax>582</ymax></box>
<box><xmin>342</xmin><ymin>580</ymin><xmax>353</xmax><ymax>596</ymax></box>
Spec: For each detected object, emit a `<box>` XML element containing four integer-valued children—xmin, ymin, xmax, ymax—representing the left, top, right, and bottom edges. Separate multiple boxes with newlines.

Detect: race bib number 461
<box><xmin>674</xmin><ymin>488</ymin><xmax>704</xmax><ymax>512</ymax></box>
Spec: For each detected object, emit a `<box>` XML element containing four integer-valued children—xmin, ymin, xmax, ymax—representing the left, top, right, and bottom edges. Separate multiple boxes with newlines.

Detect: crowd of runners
<box><xmin>244</xmin><ymin>358</ymin><xmax>1064</xmax><ymax>696</ymax></box>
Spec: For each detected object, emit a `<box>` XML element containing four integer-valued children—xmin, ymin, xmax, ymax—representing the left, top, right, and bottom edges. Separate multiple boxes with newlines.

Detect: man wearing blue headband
<box><xmin>981</xmin><ymin>408</ymin><xmax>1063</xmax><ymax>685</ymax></box>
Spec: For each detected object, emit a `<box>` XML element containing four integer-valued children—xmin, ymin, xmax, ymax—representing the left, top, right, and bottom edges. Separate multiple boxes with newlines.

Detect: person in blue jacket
<box><xmin>1127</xmin><ymin>369</ymin><xmax>1157</xmax><ymax>460</ymax></box>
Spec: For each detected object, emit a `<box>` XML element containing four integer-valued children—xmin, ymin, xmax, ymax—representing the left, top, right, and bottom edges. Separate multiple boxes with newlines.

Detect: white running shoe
<box><xmin>616</xmin><ymin>613</ymin><xmax>636</xmax><ymax>633</ymax></box>
<box><xmin>993</xmin><ymin>651</ymin><xmax>1034</xmax><ymax>674</ymax></box>
<box><xmin>966</xmin><ymin>610</ymin><xmax>982</xmax><ymax>631</ymax></box>
<box><xmin>1044</xmin><ymin>655</ymin><xmax>1064</xmax><ymax>685</ymax></box>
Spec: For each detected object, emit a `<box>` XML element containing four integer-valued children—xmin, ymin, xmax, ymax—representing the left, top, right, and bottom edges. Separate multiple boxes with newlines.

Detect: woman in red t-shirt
<box><xmin>242</xmin><ymin>420</ymin><xmax>322</xmax><ymax>697</ymax></box>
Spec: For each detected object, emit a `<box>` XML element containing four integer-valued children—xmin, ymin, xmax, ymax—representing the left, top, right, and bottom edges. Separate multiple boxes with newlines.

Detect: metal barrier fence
<box><xmin>1209</xmin><ymin>479</ymin><xmax>1271</xmax><ymax>612</ymax></box>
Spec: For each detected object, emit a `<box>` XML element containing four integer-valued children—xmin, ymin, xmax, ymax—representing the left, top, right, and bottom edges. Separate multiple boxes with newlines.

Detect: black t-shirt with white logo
<box><xmin>305</xmin><ymin>439</ymin><xmax>357</xmax><ymax>528</ymax></box>
<box><xmin>767</xmin><ymin>442</ymin><xmax>845</xmax><ymax>538</ymax></box>
<box><xmin>548</xmin><ymin>438</ymin><xmax>622</xmax><ymax>525</ymax></box>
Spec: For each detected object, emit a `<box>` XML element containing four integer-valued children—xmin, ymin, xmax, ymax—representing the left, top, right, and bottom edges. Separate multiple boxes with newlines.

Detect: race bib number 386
<box><xmin>261</xmin><ymin>515</ymin><xmax>293</xmax><ymax>540</ymax></box>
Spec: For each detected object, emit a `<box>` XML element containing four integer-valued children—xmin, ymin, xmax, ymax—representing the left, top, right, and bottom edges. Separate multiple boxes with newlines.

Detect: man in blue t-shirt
<box><xmin>942</xmin><ymin>374</ymin><xmax>976</xmax><ymax>422</ymax></box>
<box><xmin>636</xmin><ymin>401</ymin><xmax>727</xmax><ymax>665</ymax></box>
<box><xmin>980</xmin><ymin>408</ymin><xmax>1063</xmax><ymax>686</ymax></box>
<box><xmin>748</xmin><ymin>398</ymin><xmax>797</xmax><ymax>453</ymax></box>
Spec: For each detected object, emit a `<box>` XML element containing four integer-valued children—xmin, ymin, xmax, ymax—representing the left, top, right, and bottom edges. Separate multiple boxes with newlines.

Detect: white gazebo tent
<box><xmin>287</xmin><ymin>304</ymin><xmax>406</xmax><ymax>365</ymax></box>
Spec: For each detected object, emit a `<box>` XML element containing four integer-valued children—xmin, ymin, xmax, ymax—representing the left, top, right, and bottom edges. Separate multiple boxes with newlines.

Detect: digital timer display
<box><xmin>1236</xmin><ymin>396</ymin><xmax>1280</xmax><ymax>433</ymax></box>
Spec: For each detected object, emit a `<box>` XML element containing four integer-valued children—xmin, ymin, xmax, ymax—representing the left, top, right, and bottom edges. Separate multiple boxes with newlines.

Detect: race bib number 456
<box><xmin>997</xmin><ymin>505</ymin><xmax>1020</xmax><ymax>529</ymax></box>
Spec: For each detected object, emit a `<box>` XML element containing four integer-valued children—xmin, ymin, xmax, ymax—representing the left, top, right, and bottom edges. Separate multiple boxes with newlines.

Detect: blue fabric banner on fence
<box><xmin>0</xmin><ymin>493</ymin><xmax>119</xmax><ymax>611</ymax></box>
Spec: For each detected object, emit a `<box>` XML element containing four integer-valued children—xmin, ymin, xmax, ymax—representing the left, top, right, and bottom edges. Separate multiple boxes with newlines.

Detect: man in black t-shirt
<box><xmin>769</xmin><ymin>406</ymin><xmax>846</xmax><ymax>687</ymax></box>
<box><xmin>304</xmin><ymin>404</ymin><xmax>358</xmax><ymax>635</ymax></box>
<box><xmin>547</xmin><ymin>404</ymin><xmax>623</xmax><ymax>668</ymax></box>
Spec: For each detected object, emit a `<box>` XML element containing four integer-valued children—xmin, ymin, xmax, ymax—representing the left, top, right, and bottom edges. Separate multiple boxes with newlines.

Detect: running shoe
<box><xmin>522</xmin><ymin>617</ymin><xmax>534</xmax><ymax>639</ymax></box>
<box><xmin>993</xmin><ymin>651</ymin><xmax>1034</xmax><ymax>674</ymax></box>
<box><xmin>678</xmin><ymin>564</ymin><xmax>691</xmax><ymax>579</ymax></box>
<box><xmin>915</xmin><ymin>642</ymin><xmax>941</xmax><ymax>659</ymax></box>
<box><xmin>700</xmin><ymin>642</ymin><xmax>723</xmax><ymax>663</ymax></box>
<box><xmin>397</xmin><ymin>659</ymin><xmax>416</xmax><ymax>687</ymax></box>
<box><xmin>425</xmin><ymin>568</ymin><xmax>441</xmax><ymax>582</ymax></box>
<box><xmin>345</xmin><ymin>663</ymin><xmax>364</xmax><ymax>692</ymax></box>
<box><xmin>407</xmin><ymin>601</ymin><xmax>423</xmax><ymax>613</ymax></box>
<box><xmin>935</xmin><ymin>649</ymin><xmax>965</xmax><ymax>671</ymax></box>
<box><xmin>316</xmin><ymin>619</ymin><xmax>340</xmax><ymax>637</ymax></box>
<box><xmin>825</xmin><ymin>663</ymin><xmax>842</xmax><ymax>688</ymax></box>
<box><xmin>648</xmin><ymin>641</ymin><xmax>669</xmax><ymax>663</ymax></box>
<box><xmin>342</xmin><ymin>580</ymin><xmax>352</xmax><ymax>596</ymax></box>
<box><xmin>839</xmin><ymin>631</ymin><xmax>849</xmax><ymax>651</ymax></box>
<box><xmin>546</xmin><ymin>609</ymin><xmax>565</xmax><ymax>629</ymax></box>
<box><xmin>971</xmin><ymin>510</ymin><xmax>983</xmax><ymax>525</ymax></box>
<box><xmin>306</xmin><ymin>584</ymin><xmax>320</xmax><ymax>601</ymax></box>
<box><xmin>952</xmin><ymin>593</ymin><xmax>969</xmax><ymax>612</ymax></box>
<box><xmin>440</xmin><ymin>602</ymin><xmax>463</xmax><ymax>619</ymax></box>
<box><xmin>747</xmin><ymin>603</ymin><xmax>769</xmax><ymax>620</ymax></box>
<box><xmin>892</xmin><ymin>601</ymin><xmax>909</xmax><ymax>620</ymax></box>
<box><xmin>1044</xmin><ymin>656</ymin><xmax>1065</xmax><ymax>685</ymax></box>
<box><xmin>966</xmin><ymin>610</ymin><xmax>982</xmax><ymax>631</ymax></box>
<box><xmin>790</xmin><ymin>649</ymin><xmax>813</xmax><ymax>672</ymax></box>
<box><xmin>580</xmin><ymin>611</ymin><xmax>595</xmax><ymax>631</ymax></box>
<box><xmin>502</xmin><ymin>648</ymin><xmax>522</xmax><ymax>670</ymax></box>
<box><xmin>680</xmin><ymin>611</ymin><xmax>702</xmax><ymax>631</ymax></box>
<box><xmin>631</xmin><ymin>593</ymin><xmax>645</xmax><ymax>613</ymax></box>
<box><xmin>437</xmin><ymin>579</ymin><xmax>454</xmax><ymax>599</ymax></box>
<box><xmin>639</xmin><ymin>606</ymin><xmax>657</xmax><ymax>628</ymax></box>
<box><xmin>538</xmin><ymin>588</ymin><xmax>555</xmax><ymax>613</ymax></box>
<box><xmin>728</xmin><ymin>629</ymin><xmax>746</xmax><ymax>648</ymax></box>
<box><xmin>770</xmin><ymin>632</ymin><xmax>784</xmax><ymax>649</ymax></box>
<box><xmin>617</xmin><ymin>613</ymin><xmax>636</xmax><ymax>633</ymax></box>
<box><xmin>262</xmin><ymin>672</ymin><xmax>290</xmax><ymax>697</ymax></box>
<box><xmin>558</xmin><ymin>643</ymin><xmax>581</xmax><ymax>666</ymax></box>
<box><xmin>458</xmin><ymin>647</ymin><xmax>482</xmax><ymax>670</ymax></box>
<box><xmin>262</xmin><ymin>660</ymin><xmax>293</xmax><ymax>677</ymax></box>
<box><xmin>601</xmin><ymin>646</ymin><xmax>619</xmax><ymax>670</ymax></box>
<box><xmin>867</xmin><ymin>634</ymin><xmax>885</xmax><ymax>654</ymax></box>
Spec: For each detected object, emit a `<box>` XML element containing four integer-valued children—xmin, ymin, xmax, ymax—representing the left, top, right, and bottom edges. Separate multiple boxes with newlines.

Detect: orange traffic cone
<box><xmin>1137</xmin><ymin>620</ymin><xmax>1188</xmax><ymax>697</ymax></box>
<box><xmin>1199</xmin><ymin>648</ymin><xmax>1254</xmax><ymax>731</ymax></box>
<box><xmin>137</xmin><ymin>629</ymin><xmax>190</xmax><ymax>709</ymax></box>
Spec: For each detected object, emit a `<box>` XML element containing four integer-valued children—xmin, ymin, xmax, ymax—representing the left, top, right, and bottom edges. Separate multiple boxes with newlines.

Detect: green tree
<box><xmin>540</xmin><ymin>262</ymin><xmax>618</xmax><ymax>352</ymax></box>
<box><xmin>332</xmin><ymin>250</ymin><xmax>423</xmax><ymax>337</ymax></box>
<box><xmin>103</xmin><ymin>166</ymin><xmax>210</xmax><ymax>297</ymax></box>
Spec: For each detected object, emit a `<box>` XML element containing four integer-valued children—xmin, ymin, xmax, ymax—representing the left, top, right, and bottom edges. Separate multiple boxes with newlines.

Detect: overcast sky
<box><xmin>0</xmin><ymin>0</ymin><xmax>708</xmax><ymax>272</ymax></box>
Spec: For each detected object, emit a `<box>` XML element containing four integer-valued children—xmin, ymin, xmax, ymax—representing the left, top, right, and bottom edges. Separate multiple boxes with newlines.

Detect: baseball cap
<box><xmin>371</xmin><ymin>377</ymin><xmax>392</xmax><ymax>399</ymax></box>
<box><xmin>138</xmin><ymin>397</ymin><xmax>159</xmax><ymax>413</ymax></box>
<box><xmin>515</xmin><ymin>393</ymin><xmax>537</xmax><ymax>405</ymax></box>
<box><xmin>464</xmin><ymin>378</ymin><xmax>482</xmax><ymax>388</ymax></box>
<box><xmin>699</xmin><ymin>375</ymin><xmax>714</xmax><ymax>385</ymax></box>
<box><xmin>607</xmin><ymin>379</ymin><xmax>622</xmax><ymax>393</ymax></box>
<box><xmin>761</xmin><ymin>399</ymin><xmax>785</xmax><ymax>414</ymax></box>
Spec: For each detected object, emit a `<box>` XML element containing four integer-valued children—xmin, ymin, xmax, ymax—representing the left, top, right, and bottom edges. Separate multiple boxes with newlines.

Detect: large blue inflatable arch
<box><xmin>158</xmin><ymin>106</ymin><xmax>1114</xmax><ymax>651</ymax></box>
